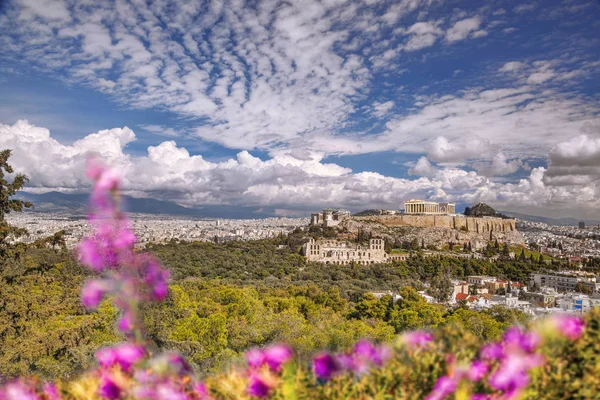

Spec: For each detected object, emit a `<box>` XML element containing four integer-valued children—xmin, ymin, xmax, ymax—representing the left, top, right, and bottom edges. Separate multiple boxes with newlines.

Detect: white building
<box><xmin>404</xmin><ymin>199</ymin><xmax>456</xmax><ymax>215</ymax></box>
<box><xmin>559</xmin><ymin>294</ymin><xmax>600</xmax><ymax>313</ymax></box>
<box><xmin>302</xmin><ymin>238</ymin><xmax>408</xmax><ymax>264</ymax></box>
<box><xmin>310</xmin><ymin>209</ymin><xmax>351</xmax><ymax>227</ymax></box>
<box><xmin>530</xmin><ymin>272</ymin><xmax>600</xmax><ymax>293</ymax></box>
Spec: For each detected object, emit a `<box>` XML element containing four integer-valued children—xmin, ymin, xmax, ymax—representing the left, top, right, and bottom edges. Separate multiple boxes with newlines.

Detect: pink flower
<box><xmin>262</xmin><ymin>344</ymin><xmax>293</xmax><ymax>372</ymax></box>
<box><xmin>43</xmin><ymin>383</ymin><xmax>60</xmax><ymax>400</ymax></box>
<box><xmin>425</xmin><ymin>376</ymin><xmax>458</xmax><ymax>400</ymax></box>
<box><xmin>95</xmin><ymin>169</ymin><xmax>121</xmax><ymax>192</ymax></box>
<box><xmin>503</xmin><ymin>327</ymin><xmax>540</xmax><ymax>353</ymax></box>
<box><xmin>85</xmin><ymin>157</ymin><xmax>106</xmax><ymax>180</ymax></box>
<box><xmin>117</xmin><ymin>313</ymin><xmax>134</xmax><ymax>333</ymax></box>
<box><xmin>467</xmin><ymin>361</ymin><xmax>489</xmax><ymax>382</ymax></box>
<box><xmin>113</xmin><ymin>227</ymin><xmax>136</xmax><ymax>250</ymax></box>
<box><xmin>353</xmin><ymin>340</ymin><xmax>376</xmax><ymax>359</ymax></box>
<box><xmin>488</xmin><ymin>352</ymin><xmax>543</xmax><ymax>394</ymax></box>
<box><xmin>335</xmin><ymin>354</ymin><xmax>356</xmax><ymax>372</ymax></box>
<box><xmin>140</xmin><ymin>256</ymin><xmax>170</xmax><ymax>301</ymax></box>
<box><xmin>552</xmin><ymin>314</ymin><xmax>585</xmax><ymax>340</ymax></box>
<box><xmin>0</xmin><ymin>382</ymin><xmax>40</xmax><ymax>400</ymax></box>
<box><xmin>246</xmin><ymin>374</ymin><xmax>274</xmax><ymax>398</ymax></box>
<box><xmin>193</xmin><ymin>382</ymin><xmax>211</xmax><ymax>399</ymax></box>
<box><xmin>246</xmin><ymin>348</ymin><xmax>265</xmax><ymax>369</ymax></box>
<box><xmin>153</xmin><ymin>383</ymin><xmax>190</xmax><ymax>400</ymax></box>
<box><xmin>79</xmin><ymin>239</ymin><xmax>103</xmax><ymax>271</ymax></box>
<box><xmin>312</xmin><ymin>353</ymin><xmax>341</xmax><ymax>381</ymax></box>
<box><xmin>98</xmin><ymin>374</ymin><xmax>121</xmax><ymax>400</ymax></box>
<box><xmin>403</xmin><ymin>330</ymin><xmax>434</xmax><ymax>348</ymax></box>
<box><xmin>372</xmin><ymin>344</ymin><xmax>392</xmax><ymax>366</ymax></box>
<box><xmin>480</xmin><ymin>342</ymin><xmax>504</xmax><ymax>360</ymax></box>
<box><xmin>81</xmin><ymin>280</ymin><xmax>111</xmax><ymax>309</ymax></box>
<box><xmin>96</xmin><ymin>344</ymin><xmax>145</xmax><ymax>371</ymax></box>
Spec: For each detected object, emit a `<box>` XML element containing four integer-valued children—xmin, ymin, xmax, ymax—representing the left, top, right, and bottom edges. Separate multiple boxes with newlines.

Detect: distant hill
<box><xmin>16</xmin><ymin>191</ymin><xmax>288</xmax><ymax>219</ymax></box>
<box><xmin>464</xmin><ymin>202</ymin><xmax>510</xmax><ymax>219</ymax></box>
<box><xmin>499</xmin><ymin>210</ymin><xmax>600</xmax><ymax>227</ymax></box>
<box><xmin>353</xmin><ymin>209</ymin><xmax>383</xmax><ymax>216</ymax></box>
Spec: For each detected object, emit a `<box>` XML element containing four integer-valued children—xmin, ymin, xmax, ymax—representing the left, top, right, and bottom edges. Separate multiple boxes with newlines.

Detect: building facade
<box><xmin>404</xmin><ymin>200</ymin><xmax>456</xmax><ymax>215</ymax></box>
<box><xmin>302</xmin><ymin>238</ymin><xmax>408</xmax><ymax>264</ymax></box>
<box><xmin>310</xmin><ymin>209</ymin><xmax>351</xmax><ymax>227</ymax></box>
<box><xmin>467</xmin><ymin>275</ymin><xmax>496</xmax><ymax>286</ymax></box>
<box><xmin>530</xmin><ymin>272</ymin><xmax>600</xmax><ymax>293</ymax></box>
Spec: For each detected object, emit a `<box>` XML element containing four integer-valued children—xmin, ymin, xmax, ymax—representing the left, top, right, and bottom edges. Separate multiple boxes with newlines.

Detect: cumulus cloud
<box><xmin>427</xmin><ymin>136</ymin><xmax>492</xmax><ymax>164</ymax></box>
<box><xmin>408</xmin><ymin>156</ymin><xmax>438</xmax><ymax>177</ymax></box>
<box><xmin>472</xmin><ymin>152</ymin><xmax>528</xmax><ymax>176</ymax></box>
<box><xmin>2</xmin><ymin>120</ymin><xmax>597</xmax><ymax>217</ymax></box>
<box><xmin>445</xmin><ymin>17</ymin><xmax>483</xmax><ymax>43</ymax></box>
<box><xmin>544</xmin><ymin>134</ymin><xmax>600</xmax><ymax>186</ymax></box>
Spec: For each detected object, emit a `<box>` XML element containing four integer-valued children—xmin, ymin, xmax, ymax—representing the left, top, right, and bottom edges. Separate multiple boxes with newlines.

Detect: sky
<box><xmin>0</xmin><ymin>0</ymin><xmax>599</xmax><ymax>218</ymax></box>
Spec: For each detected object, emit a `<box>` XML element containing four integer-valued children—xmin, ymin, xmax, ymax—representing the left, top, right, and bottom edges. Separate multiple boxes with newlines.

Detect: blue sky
<box><xmin>0</xmin><ymin>0</ymin><xmax>599</xmax><ymax>218</ymax></box>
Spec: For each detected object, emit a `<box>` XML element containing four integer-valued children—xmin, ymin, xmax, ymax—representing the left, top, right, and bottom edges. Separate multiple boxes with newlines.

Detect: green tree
<box><xmin>429</xmin><ymin>272</ymin><xmax>453</xmax><ymax>303</ymax></box>
<box><xmin>0</xmin><ymin>149</ymin><xmax>32</xmax><ymax>220</ymax></box>
<box><xmin>0</xmin><ymin>149</ymin><xmax>33</xmax><ymax>257</ymax></box>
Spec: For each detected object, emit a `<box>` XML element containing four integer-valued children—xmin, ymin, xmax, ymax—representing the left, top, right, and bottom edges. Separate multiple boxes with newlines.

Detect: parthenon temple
<box><xmin>404</xmin><ymin>199</ymin><xmax>456</xmax><ymax>215</ymax></box>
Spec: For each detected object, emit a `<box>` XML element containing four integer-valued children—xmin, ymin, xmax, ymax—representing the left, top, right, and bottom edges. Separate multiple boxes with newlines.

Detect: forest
<box><xmin>1</xmin><ymin>238</ymin><xmax>542</xmax><ymax>381</ymax></box>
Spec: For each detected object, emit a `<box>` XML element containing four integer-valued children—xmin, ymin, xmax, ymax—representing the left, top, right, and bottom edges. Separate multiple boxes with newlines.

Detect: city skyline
<box><xmin>0</xmin><ymin>0</ymin><xmax>599</xmax><ymax>219</ymax></box>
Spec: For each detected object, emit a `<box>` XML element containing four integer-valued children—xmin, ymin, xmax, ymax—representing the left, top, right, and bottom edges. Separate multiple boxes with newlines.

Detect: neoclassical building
<box><xmin>302</xmin><ymin>238</ymin><xmax>408</xmax><ymax>265</ymax></box>
<box><xmin>404</xmin><ymin>199</ymin><xmax>456</xmax><ymax>215</ymax></box>
<box><xmin>310</xmin><ymin>208</ymin><xmax>351</xmax><ymax>227</ymax></box>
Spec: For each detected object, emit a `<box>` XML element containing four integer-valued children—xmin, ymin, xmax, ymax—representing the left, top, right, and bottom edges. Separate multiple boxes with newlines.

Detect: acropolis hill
<box><xmin>311</xmin><ymin>202</ymin><xmax>524</xmax><ymax>251</ymax></box>
<box><xmin>352</xmin><ymin>214</ymin><xmax>516</xmax><ymax>233</ymax></box>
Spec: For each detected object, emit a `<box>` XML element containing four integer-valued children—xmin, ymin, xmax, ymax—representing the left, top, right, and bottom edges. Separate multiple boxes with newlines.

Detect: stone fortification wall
<box><xmin>352</xmin><ymin>215</ymin><xmax>516</xmax><ymax>233</ymax></box>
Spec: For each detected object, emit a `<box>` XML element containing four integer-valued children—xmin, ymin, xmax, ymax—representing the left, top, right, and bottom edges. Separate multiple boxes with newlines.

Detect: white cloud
<box><xmin>445</xmin><ymin>17</ymin><xmax>482</xmax><ymax>43</ymax></box>
<box><xmin>544</xmin><ymin>133</ymin><xmax>600</xmax><ymax>186</ymax></box>
<box><xmin>527</xmin><ymin>71</ymin><xmax>556</xmax><ymax>84</ymax></box>
<box><xmin>139</xmin><ymin>125</ymin><xmax>183</xmax><ymax>138</ymax></box>
<box><xmin>402</xmin><ymin>21</ymin><xmax>443</xmax><ymax>51</ymax></box>
<box><xmin>499</xmin><ymin>61</ymin><xmax>527</xmax><ymax>72</ymax></box>
<box><xmin>408</xmin><ymin>156</ymin><xmax>438</xmax><ymax>177</ymax></box>
<box><xmin>472</xmin><ymin>152</ymin><xmax>526</xmax><ymax>176</ymax></box>
<box><xmin>379</xmin><ymin>87</ymin><xmax>600</xmax><ymax>161</ymax></box>
<box><xmin>514</xmin><ymin>3</ymin><xmax>537</xmax><ymax>13</ymax></box>
<box><xmin>427</xmin><ymin>136</ymin><xmax>492</xmax><ymax>164</ymax></box>
<box><xmin>2</xmin><ymin>120</ymin><xmax>598</xmax><ymax>217</ymax></box>
<box><xmin>371</xmin><ymin>101</ymin><xmax>395</xmax><ymax>118</ymax></box>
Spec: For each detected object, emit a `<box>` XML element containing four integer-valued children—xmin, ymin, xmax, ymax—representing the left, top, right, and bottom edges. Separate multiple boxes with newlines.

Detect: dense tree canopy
<box><xmin>0</xmin><ymin>237</ymin><xmax>541</xmax><ymax>380</ymax></box>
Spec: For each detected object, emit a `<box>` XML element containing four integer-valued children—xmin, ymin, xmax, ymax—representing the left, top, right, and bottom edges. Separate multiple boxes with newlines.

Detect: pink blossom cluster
<box><xmin>243</xmin><ymin>339</ymin><xmax>393</xmax><ymax>398</ymax></box>
<box><xmin>425</xmin><ymin>313</ymin><xmax>585</xmax><ymax>400</ymax></box>
<box><xmin>78</xmin><ymin>158</ymin><xmax>170</xmax><ymax>338</ymax></box>
<box><xmin>0</xmin><ymin>381</ymin><xmax>59</xmax><ymax>400</ymax></box>
<box><xmin>95</xmin><ymin>349</ymin><xmax>211</xmax><ymax>400</ymax></box>
<box><xmin>244</xmin><ymin>344</ymin><xmax>294</xmax><ymax>397</ymax></box>
<box><xmin>311</xmin><ymin>338</ymin><xmax>394</xmax><ymax>383</ymax></box>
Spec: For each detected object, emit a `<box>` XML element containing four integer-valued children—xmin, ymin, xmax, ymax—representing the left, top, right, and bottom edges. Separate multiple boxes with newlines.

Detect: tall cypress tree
<box><xmin>0</xmin><ymin>149</ymin><xmax>32</xmax><ymax>220</ymax></box>
<box><xmin>0</xmin><ymin>149</ymin><xmax>33</xmax><ymax>255</ymax></box>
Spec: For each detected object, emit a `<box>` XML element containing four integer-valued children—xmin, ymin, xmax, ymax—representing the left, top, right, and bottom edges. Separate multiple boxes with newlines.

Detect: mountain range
<box><xmin>16</xmin><ymin>191</ymin><xmax>596</xmax><ymax>226</ymax></box>
<box><xmin>499</xmin><ymin>211</ymin><xmax>600</xmax><ymax>227</ymax></box>
<box><xmin>16</xmin><ymin>191</ymin><xmax>284</xmax><ymax>219</ymax></box>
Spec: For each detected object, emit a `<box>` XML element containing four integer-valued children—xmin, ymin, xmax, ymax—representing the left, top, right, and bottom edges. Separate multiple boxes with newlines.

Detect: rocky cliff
<box><xmin>340</xmin><ymin>215</ymin><xmax>523</xmax><ymax>251</ymax></box>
